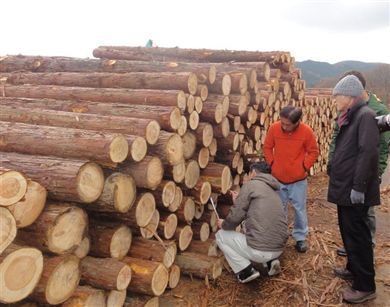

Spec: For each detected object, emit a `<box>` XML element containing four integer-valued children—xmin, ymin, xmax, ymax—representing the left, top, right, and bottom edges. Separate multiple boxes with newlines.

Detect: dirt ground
<box><xmin>162</xmin><ymin>173</ymin><xmax>390</xmax><ymax>307</ymax></box>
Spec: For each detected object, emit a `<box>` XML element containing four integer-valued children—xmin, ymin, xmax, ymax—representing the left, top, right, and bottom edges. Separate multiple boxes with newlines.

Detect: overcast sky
<box><xmin>1</xmin><ymin>0</ymin><xmax>389</xmax><ymax>64</ymax></box>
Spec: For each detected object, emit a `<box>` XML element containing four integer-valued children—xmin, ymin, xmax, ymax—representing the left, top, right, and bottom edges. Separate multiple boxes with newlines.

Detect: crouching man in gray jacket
<box><xmin>216</xmin><ymin>162</ymin><xmax>288</xmax><ymax>283</ymax></box>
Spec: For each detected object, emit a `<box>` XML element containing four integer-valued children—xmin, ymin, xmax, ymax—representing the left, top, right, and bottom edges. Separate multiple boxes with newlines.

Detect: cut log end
<box><xmin>107</xmin><ymin>289</ymin><xmax>126</xmax><ymax>307</ymax></box>
<box><xmin>76</xmin><ymin>162</ymin><xmax>104</xmax><ymax>203</ymax></box>
<box><xmin>178</xmin><ymin>225</ymin><xmax>193</xmax><ymax>251</ymax></box>
<box><xmin>187</xmin><ymin>72</ymin><xmax>198</xmax><ymax>95</ymax></box>
<box><xmin>140</xmin><ymin>209</ymin><xmax>159</xmax><ymax>239</ymax></box>
<box><xmin>163</xmin><ymin>242</ymin><xmax>177</xmax><ymax>268</ymax></box>
<box><xmin>177</xmin><ymin>91</ymin><xmax>187</xmax><ymax>111</ymax></box>
<box><xmin>169</xmin><ymin>107</ymin><xmax>182</xmax><ymax>130</ymax></box>
<box><xmin>110</xmin><ymin>226</ymin><xmax>132</xmax><ymax>260</ymax></box>
<box><xmin>74</xmin><ymin>236</ymin><xmax>90</xmax><ymax>259</ymax></box>
<box><xmin>209</xmin><ymin>138</ymin><xmax>217</xmax><ymax>156</ymax></box>
<box><xmin>166</xmin><ymin>134</ymin><xmax>184</xmax><ymax>166</ymax></box>
<box><xmin>0</xmin><ymin>170</ymin><xmax>28</xmax><ymax>207</ymax></box>
<box><xmin>168</xmin><ymin>186</ymin><xmax>182</xmax><ymax>212</ymax></box>
<box><xmin>47</xmin><ymin>206</ymin><xmax>88</xmax><ymax>254</ymax></box>
<box><xmin>0</xmin><ymin>207</ymin><xmax>17</xmax><ymax>254</ymax></box>
<box><xmin>177</xmin><ymin>116</ymin><xmax>187</xmax><ymax>136</ymax></box>
<box><xmin>163</xmin><ymin>213</ymin><xmax>177</xmax><ymax>240</ymax></box>
<box><xmin>63</xmin><ymin>286</ymin><xmax>106</xmax><ymax>307</ymax></box>
<box><xmin>171</xmin><ymin>160</ymin><xmax>185</xmax><ymax>184</ymax></box>
<box><xmin>200</xmin><ymin>223</ymin><xmax>210</xmax><ymax>242</ymax></box>
<box><xmin>110</xmin><ymin>173</ymin><xmax>136</xmax><ymax>213</ymax></box>
<box><xmin>198</xmin><ymin>147</ymin><xmax>210</xmax><ymax>169</ymax></box>
<box><xmin>202</xmin><ymin>123</ymin><xmax>214</xmax><ymax>147</ymax></box>
<box><xmin>136</xmin><ymin>193</ymin><xmax>156</xmax><ymax>227</ymax></box>
<box><xmin>116</xmin><ymin>264</ymin><xmax>132</xmax><ymax>291</ymax></box>
<box><xmin>168</xmin><ymin>265</ymin><xmax>181</xmax><ymax>289</ymax></box>
<box><xmin>214</xmin><ymin>103</ymin><xmax>224</xmax><ymax>124</ymax></box>
<box><xmin>221</xmin><ymin>166</ymin><xmax>233</xmax><ymax>194</ymax></box>
<box><xmin>109</xmin><ymin>135</ymin><xmax>129</xmax><ymax>163</ymax></box>
<box><xmin>189</xmin><ymin>111</ymin><xmax>199</xmax><ymax>130</ymax></box>
<box><xmin>45</xmin><ymin>256</ymin><xmax>80</xmax><ymax>305</ymax></box>
<box><xmin>151</xmin><ymin>264</ymin><xmax>169</xmax><ymax>296</ymax></box>
<box><xmin>145</xmin><ymin>120</ymin><xmax>161</xmax><ymax>145</ymax></box>
<box><xmin>130</xmin><ymin>137</ymin><xmax>147</xmax><ymax>162</ymax></box>
<box><xmin>184</xmin><ymin>160</ymin><xmax>200</xmax><ymax>189</ymax></box>
<box><xmin>0</xmin><ymin>246</ymin><xmax>43</xmax><ymax>304</ymax></box>
<box><xmin>222</xmin><ymin>74</ymin><xmax>232</xmax><ymax>96</ymax></box>
<box><xmin>208</xmin><ymin>65</ymin><xmax>217</xmax><ymax>84</ymax></box>
<box><xmin>146</xmin><ymin>157</ymin><xmax>164</xmax><ymax>190</ymax></box>
<box><xmin>182</xmin><ymin>132</ymin><xmax>196</xmax><ymax>160</ymax></box>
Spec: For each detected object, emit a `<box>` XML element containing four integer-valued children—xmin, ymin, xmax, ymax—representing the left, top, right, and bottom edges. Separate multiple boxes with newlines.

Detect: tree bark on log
<box><xmin>148</xmin><ymin>131</ymin><xmax>184</xmax><ymax>166</ymax></box>
<box><xmin>80</xmin><ymin>256</ymin><xmax>132</xmax><ymax>291</ymax></box>
<box><xmin>200</xmin><ymin>163</ymin><xmax>232</xmax><ymax>194</ymax></box>
<box><xmin>208</xmin><ymin>73</ymin><xmax>231</xmax><ymax>96</ymax></box>
<box><xmin>174</xmin><ymin>252</ymin><xmax>223</xmax><ymax>280</ymax></box>
<box><xmin>185</xmin><ymin>177</ymin><xmax>211</xmax><ymax>205</ymax></box>
<box><xmin>7</xmin><ymin>180</ymin><xmax>46</xmax><ymax>228</ymax></box>
<box><xmin>88</xmin><ymin>221</ymin><xmax>132</xmax><ymax>260</ymax></box>
<box><xmin>0</xmin><ymin>169</ymin><xmax>27</xmax><ymax>207</ymax></box>
<box><xmin>0</xmin><ymin>152</ymin><xmax>104</xmax><ymax>203</ymax></box>
<box><xmin>2</xmin><ymin>71</ymin><xmax>198</xmax><ymax>95</ymax></box>
<box><xmin>0</xmin><ymin>121</ymin><xmax>129</xmax><ymax>164</ymax></box>
<box><xmin>122</xmin><ymin>257</ymin><xmax>168</xmax><ymax>296</ymax></box>
<box><xmin>62</xmin><ymin>285</ymin><xmax>106</xmax><ymax>307</ymax></box>
<box><xmin>186</xmin><ymin>239</ymin><xmax>219</xmax><ymax>256</ymax></box>
<box><xmin>16</xmin><ymin>203</ymin><xmax>88</xmax><ymax>255</ymax></box>
<box><xmin>128</xmin><ymin>238</ymin><xmax>177</xmax><ymax>268</ymax></box>
<box><xmin>191</xmin><ymin>222</ymin><xmax>210</xmax><ymax>242</ymax></box>
<box><xmin>0</xmin><ymin>244</ymin><xmax>43</xmax><ymax>304</ymax></box>
<box><xmin>30</xmin><ymin>255</ymin><xmax>80</xmax><ymax>305</ymax></box>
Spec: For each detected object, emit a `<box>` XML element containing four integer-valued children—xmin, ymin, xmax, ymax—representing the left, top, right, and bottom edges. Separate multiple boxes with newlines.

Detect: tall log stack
<box><xmin>0</xmin><ymin>47</ymin><xmax>336</xmax><ymax>305</ymax></box>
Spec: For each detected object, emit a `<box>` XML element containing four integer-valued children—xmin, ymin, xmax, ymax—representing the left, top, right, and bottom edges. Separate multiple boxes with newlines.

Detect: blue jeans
<box><xmin>279</xmin><ymin>179</ymin><xmax>308</xmax><ymax>242</ymax></box>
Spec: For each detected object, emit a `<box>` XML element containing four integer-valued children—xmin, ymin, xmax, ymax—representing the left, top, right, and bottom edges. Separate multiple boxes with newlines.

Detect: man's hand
<box><xmin>376</xmin><ymin>114</ymin><xmax>390</xmax><ymax>131</ymax></box>
<box><xmin>217</xmin><ymin>219</ymin><xmax>224</xmax><ymax>229</ymax></box>
<box><xmin>230</xmin><ymin>190</ymin><xmax>238</xmax><ymax>201</ymax></box>
<box><xmin>350</xmin><ymin>189</ymin><xmax>365</xmax><ymax>204</ymax></box>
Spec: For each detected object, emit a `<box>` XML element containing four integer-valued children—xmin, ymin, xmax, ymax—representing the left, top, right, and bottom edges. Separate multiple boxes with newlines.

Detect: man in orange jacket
<box><xmin>264</xmin><ymin>106</ymin><xmax>319</xmax><ymax>252</ymax></box>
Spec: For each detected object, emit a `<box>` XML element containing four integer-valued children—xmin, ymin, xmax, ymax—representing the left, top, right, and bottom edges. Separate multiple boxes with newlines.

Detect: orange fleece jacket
<box><xmin>264</xmin><ymin>121</ymin><xmax>319</xmax><ymax>184</ymax></box>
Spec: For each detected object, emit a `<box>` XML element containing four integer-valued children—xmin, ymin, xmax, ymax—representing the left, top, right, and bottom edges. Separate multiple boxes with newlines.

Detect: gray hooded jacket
<box><xmin>222</xmin><ymin>173</ymin><xmax>288</xmax><ymax>252</ymax></box>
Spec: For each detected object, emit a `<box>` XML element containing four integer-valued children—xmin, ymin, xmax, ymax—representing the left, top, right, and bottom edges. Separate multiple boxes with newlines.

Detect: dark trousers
<box><xmin>337</xmin><ymin>205</ymin><xmax>375</xmax><ymax>292</ymax></box>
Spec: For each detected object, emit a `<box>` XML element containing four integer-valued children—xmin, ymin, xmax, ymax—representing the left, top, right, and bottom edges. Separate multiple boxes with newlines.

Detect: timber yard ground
<box><xmin>161</xmin><ymin>163</ymin><xmax>390</xmax><ymax>307</ymax></box>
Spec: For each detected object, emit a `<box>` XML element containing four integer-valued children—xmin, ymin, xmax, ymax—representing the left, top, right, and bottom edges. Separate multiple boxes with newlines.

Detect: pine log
<box><xmin>30</xmin><ymin>255</ymin><xmax>80</xmax><ymax>305</ymax></box>
<box><xmin>174</xmin><ymin>225</ymin><xmax>193</xmax><ymax>251</ymax></box>
<box><xmin>194</xmin><ymin>122</ymin><xmax>213</xmax><ymax>147</ymax></box>
<box><xmin>7</xmin><ymin>180</ymin><xmax>46</xmax><ymax>228</ymax></box>
<box><xmin>92</xmin><ymin>46</ymin><xmax>287</xmax><ymax>64</ymax></box>
<box><xmin>207</xmin><ymin>94</ymin><xmax>230</xmax><ymax>117</ymax></box>
<box><xmin>177</xmin><ymin>115</ymin><xmax>188</xmax><ymax>136</ymax></box>
<box><xmin>62</xmin><ymin>285</ymin><xmax>106</xmax><ymax>307</ymax></box>
<box><xmin>148</xmin><ymin>131</ymin><xmax>184</xmax><ymax>166</ymax></box>
<box><xmin>122</xmin><ymin>257</ymin><xmax>168</xmax><ymax>296</ymax></box>
<box><xmin>191</xmin><ymin>222</ymin><xmax>210</xmax><ymax>242</ymax></box>
<box><xmin>194</xmin><ymin>96</ymin><xmax>203</xmax><ymax>113</ymax></box>
<box><xmin>200</xmin><ymin>101</ymin><xmax>224</xmax><ymax>124</ymax></box>
<box><xmin>86</xmin><ymin>172</ymin><xmax>136</xmax><ymax>213</ymax></box>
<box><xmin>0</xmin><ymin>89</ymin><xmax>182</xmax><ymax>131</ymax></box>
<box><xmin>0</xmin><ymin>121</ymin><xmax>128</xmax><ymax>164</ymax></box>
<box><xmin>194</xmin><ymin>203</ymin><xmax>205</xmax><ymax>220</ymax></box>
<box><xmin>3</xmin><ymin>71</ymin><xmax>198</xmax><ymax>94</ymax></box>
<box><xmin>208</xmin><ymin>73</ymin><xmax>231</xmax><ymax>95</ymax></box>
<box><xmin>213</xmin><ymin>117</ymin><xmax>230</xmax><ymax>139</ymax></box>
<box><xmin>220</xmin><ymin>61</ymin><xmax>271</xmax><ymax>82</ymax></box>
<box><xmin>188</xmin><ymin>110</ymin><xmax>200</xmax><ymax>130</ymax></box>
<box><xmin>128</xmin><ymin>238</ymin><xmax>177</xmax><ymax>268</ymax></box>
<box><xmin>196</xmin><ymin>84</ymin><xmax>209</xmax><ymax>101</ymax></box>
<box><xmin>164</xmin><ymin>160</ymin><xmax>185</xmax><ymax>184</ymax></box>
<box><xmin>186</xmin><ymin>239</ymin><xmax>219</xmax><ymax>256</ymax></box>
<box><xmin>217</xmin><ymin>132</ymin><xmax>240</xmax><ymax>152</ymax></box>
<box><xmin>16</xmin><ymin>203</ymin><xmax>88</xmax><ymax>255</ymax></box>
<box><xmin>147</xmin><ymin>180</ymin><xmax>176</xmax><ymax>209</ymax></box>
<box><xmin>194</xmin><ymin>147</ymin><xmax>210</xmax><ymax>169</ymax></box>
<box><xmin>139</xmin><ymin>209</ymin><xmax>160</xmax><ymax>239</ymax></box>
<box><xmin>74</xmin><ymin>236</ymin><xmax>90</xmax><ymax>259</ymax></box>
<box><xmin>0</xmin><ymin>169</ymin><xmax>28</xmax><ymax>207</ymax></box>
<box><xmin>209</xmin><ymin>138</ymin><xmax>218</xmax><ymax>156</ymax></box>
<box><xmin>80</xmin><ymin>256</ymin><xmax>132</xmax><ymax>290</ymax></box>
<box><xmin>174</xmin><ymin>252</ymin><xmax>222</xmax><ymax>280</ymax></box>
<box><xmin>200</xmin><ymin>163</ymin><xmax>232</xmax><ymax>194</ymax></box>
<box><xmin>158</xmin><ymin>213</ymin><xmax>178</xmax><ymax>240</ymax></box>
<box><xmin>0</xmin><ymin>244</ymin><xmax>43</xmax><ymax>304</ymax></box>
<box><xmin>176</xmin><ymin>197</ymin><xmax>196</xmax><ymax>224</ymax></box>
<box><xmin>88</xmin><ymin>221</ymin><xmax>132</xmax><ymax>260</ymax></box>
<box><xmin>180</xmin><ymin>133</ymin><xmax>195</xmax><ymax>161</ymax></box>
<box><xmin>124</xmin><ymin>294</ymin><xmax>159</xmax><ymax>307</ymax></box>
<box><xmin>184</xmin><ymin>160</ymin><xmax>200</xmax><ymax>189</ymax></box>
<box><xmin>0</xmin><ymin>152</ymin><xmax>104</xmax><ymax>203</ymax></box>
<box><xmin>168</xmin><ymin>264</ymin><xmax>181</xmax><ymax>289</ymax></box>
<box><xmin>107</xmin><ymin>290</ymin><xmax>126</xmax><ymax>307</ymax></box>
<box><xmin>119</xmin><ymin>156</ymin><xmax>163</xmax><ymax>190</ymax></box>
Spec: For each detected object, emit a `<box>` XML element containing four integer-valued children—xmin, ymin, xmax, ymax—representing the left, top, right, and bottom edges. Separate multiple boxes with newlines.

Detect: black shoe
<box><xmin>295</xmin><ymin>240</ymin><xmax>307</xmax><ymax>253</ymax></box>
<box><xmin>334</xmin><ymin>267</ymin><xmax>353</xmax><ymax>280</ymax></box>
<box><xmin>337</xmin><ymin>247</ymin><xmax>347</xmax><ymax>257</ymax></box>
<box><xmin>237</xmin><ymin>265</ymin><xmax>260</xmax><ymax>283</ymax></box>
<box><xmin>343</xmin><ymin>287</ymin><xmax>376</xmax><ymax>304</ymax></box>
<box><xmin>266</xmin><ymin>259</ymin><xmax>281</xmax><ymax>276</ymax></box>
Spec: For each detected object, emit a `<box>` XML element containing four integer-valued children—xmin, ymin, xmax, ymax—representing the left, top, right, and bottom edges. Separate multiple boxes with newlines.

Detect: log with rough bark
<box><xmin>148</xmin><ymin>180</ymin><xmax>176</xmax><ymax>209</ymax></box>
<box><xmin>30</xmin><ymin>255</ymin><xmax>80</xmax><ymax>305</ymax></box>
<box><xmin>174</xmin><ymin>225</ymin><xmax>193</xmax><ymax>251</ymax></box>
<box><xmin>0</xmin><ymin>152</ymin><xmax>104</xmax><ymax>203</ymax></box>
<box><xmin>176</xmin><ymin>197</ymin><xmax>196</xmax><ymax>224</ymax></box>
<box><xmin>0</xmin><ymin>121</ymin><xmax>128</xmax><ymax>164</ymax></box>
<box><xmin>122</xmin><ymin>257</ymin><xmax>169</xmax><ymax>296</ymax></box>
<box><xmin>174</xmin><ymin>252</ymin><xmax>223</xmax><ymax>280</ymax></box>
<box><xmin>213</xmin><ymin>117</ymin><xmax>230</xmax><ymax>139</ymax></box>
<box><xmin>158</xmin><ymin>213</ymin><xmax>178</xmax><ymax>240</ymax></box>
<box><xmin>0</xmin><ymin>244</ymin><xmax>43</xmax><ymax>304</ymax></box>
<box><xmin>164</xmin><ymin>159</ymin><xmax>185</xmax><ymax>184</ymax></box>
<box><xmin>148</xmin><ymin>131</ymin><xmax>184</xmax><ymax>166</ymax></box>
<box><xmin>88</xmin><ymin>221</ymin><xmax>132</xmax><ymax>260</ymax></box>
<box><xmin>200</xmin><ymin>101</ymin><xmax>224</xmax><ymax>124</ymax></box>
<box><xmin>200</xmin><ymin>163</ymin><xmax>232</xmax><ymax>194</ymax></box>
<box><xmin>124</xmin><ymin>294</ymin><xmax>159</xmax><ymax>307</ymax></box>
<box><xmin>80</xmin><ymin>256</ymin><xmax>132</xmax><ymax>291</ymax></box>
<box><xmin>2</xmin><ymin>71</ymin><xmax>199</xmax><ymax>95</ymax></box>
<box><xmin>191</xmin><ymin>222</ymin><xmax>210</xmax><ymax>242</ymax></box>
<box><xmin>185</xmin><ymin>178</ymin><xmax>211</xmax><ymax>205</ymax></box>
<box><xmin>168</xmin><ymin>186</ymin><xmax>183</xmax><ymax>212</ymax></box>
<box><xmin>193</xmin><ymin>146</ymin><xmax>210</xmax><ymax>169</ymax></box>
<box><xmin>208</xmin><ymin>73</ymin><xmax>231</xmax><ymax>95</ymax></box>
<box><xmin>128</xmin><ymin>238</ymin><xmax>177</xmax><ymax>268</ymax></box>
<box><xmin>107</xmin><ymin>289</ymin><xmax>126</xmax><ymax>307</ymax></box>
<box><xmin>16</xmin><ymin>203</ymin><xmax>88</xmax><ymax>255</ymax></box>
<box><xmin>92</xmin><ymin>46</ymin><xmax>288</xmax><ymax>64</ymax></box>
<box><xmin>217</xmin><ymin>132</ymin><xmax>240</xmax><ymax>152</ymax></box>
<box><xmin>0</xmin><ymin>88</ymin><xmax>182</xmax><ymax>131</ymax></box>
<box><xmin>74</xmin><ymin>236</ymin><xmax>90</xmax><ymax>259</ymax></box>
<box><xmin>0</xmin><ymin>169</ymin><xmax>28</xmax><ymax>207</ymax></box>
<box><xmin>0</xmin><ymin>55</ymin><xmax>216</xmax><ymax>84</ymax></box>
<box><xmin>207</xmin><ymin>94</ymin><xmax>230</xmax><ymax>117</ymax></box>
<box><xmin>194</xmin><ymin>122</ymin><xmax>214</xmax><ymax>147</ymax></box>
<box><xmin>119</xmin><ymin>156</ymin><xmax>163</xmax><ymax>190</ymax></box>
<box><xmin>181</xmin><ymin>131</ymin><xmax>196</xmax><ymax>159</ymax></box>
<box><xmin>186</xmin><ymin>239</ymin><xmax>219</xmax><ymax>256</ymax></box>
<box><xmin>62</xmin><ymin>285</ymin><xmax>106</xmax><ymax>307</ymax></box>
<box><xmin>139</xmin><ymin>209</ymin><xmax>160</xmax><ymax>239</ymax></box>
<box><xmin>6</xmin><ymin>180</ymin><xmax>46</xmax><ymax>228</ymax></box>
<box><xmin>86</xmin><ymin>172</ymin><xmax>136</xmax><ymax>213</ymax></box>
<box><xmin>177</xmin><ymin>115</ymin><xmax>188</xmax><ymax>136</ymax></box>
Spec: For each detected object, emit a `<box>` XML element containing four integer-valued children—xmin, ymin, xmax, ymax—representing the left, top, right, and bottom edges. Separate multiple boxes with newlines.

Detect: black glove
<box><xmin>376</xmin><ymin>115</ymin><xmax>390</xmax><ymax>132</ymax></box>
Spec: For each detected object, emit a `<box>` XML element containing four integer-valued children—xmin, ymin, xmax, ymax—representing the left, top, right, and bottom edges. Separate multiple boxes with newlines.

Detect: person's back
<box><xmin>239</xmin><ymin>173</ymin><xmax>288</xmax><ymax>251</ymax></box>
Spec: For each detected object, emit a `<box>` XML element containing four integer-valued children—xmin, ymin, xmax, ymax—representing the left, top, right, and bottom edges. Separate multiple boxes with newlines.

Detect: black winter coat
<box><xmin>327</xmin><ymin>101</ymin><xmax>380</xmax><ymax>206</ymax></box>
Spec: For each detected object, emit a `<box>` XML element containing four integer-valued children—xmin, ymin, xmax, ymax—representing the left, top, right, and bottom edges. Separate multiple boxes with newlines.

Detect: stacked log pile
<box><xmin>0</xmin><ymin>48</ymin><xmax>335</xmax><ymax>305</ymax></box>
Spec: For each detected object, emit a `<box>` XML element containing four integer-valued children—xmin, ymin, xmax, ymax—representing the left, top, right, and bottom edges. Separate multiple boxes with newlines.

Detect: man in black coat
<box><xmin>327</xmin><ymin>75</ymin><xmax>380</xmax><ymax>304</ymax></box>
